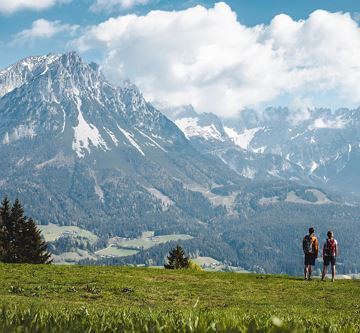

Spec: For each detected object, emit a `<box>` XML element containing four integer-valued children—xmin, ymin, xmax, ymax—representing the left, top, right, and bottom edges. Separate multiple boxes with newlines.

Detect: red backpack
<box><xmin>324</xmin><ymin>239</ymin><xmax>336</xmax><ymax>256</ymax></box>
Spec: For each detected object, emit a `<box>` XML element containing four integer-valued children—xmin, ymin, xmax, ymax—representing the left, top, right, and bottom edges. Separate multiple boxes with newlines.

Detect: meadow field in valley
<box><xmin>1</xmin><ymin>264</ymin><xmax>360</xmax><ymax>332</ymax></box>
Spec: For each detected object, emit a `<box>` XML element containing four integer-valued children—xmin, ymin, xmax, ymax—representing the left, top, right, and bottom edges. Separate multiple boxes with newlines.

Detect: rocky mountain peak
<box><xmin>0</xmin><ymin>53</ymin><xmax>60</xmax><ymax>98</ymax></box>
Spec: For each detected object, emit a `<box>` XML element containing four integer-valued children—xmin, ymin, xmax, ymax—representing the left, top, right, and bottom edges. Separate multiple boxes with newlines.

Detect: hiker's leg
<box><xmin>304</xmin><ymin>265</ymin><xmax>308</xmax><ymax>279</ymax></box>
<box><xmin>308</xmin><ymin>265</ymin><xmax>313</xmax><ymax>279</ymax></box>
<box><xmin>332</xmin><ymin>265</ymin><xmax>336</xmax><ymax>282</ymax></box>
<box><xmin>321</xmin><ymin>264</ymin><xmax>327</xmax><ymax>280</ymax></box>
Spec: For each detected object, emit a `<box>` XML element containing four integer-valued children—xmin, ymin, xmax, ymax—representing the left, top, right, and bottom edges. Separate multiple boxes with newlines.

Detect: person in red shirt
<box><xmin>321</xmin><ymin>231</ymin><xmax>338</xmax><ymax>282</ymax></box>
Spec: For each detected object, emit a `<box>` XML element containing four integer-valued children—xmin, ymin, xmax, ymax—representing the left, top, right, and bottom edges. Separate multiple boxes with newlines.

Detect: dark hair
<box><xmin>327</xmin><ymin>230</ymin><xmax>333</xmax><ymax>238</ymax></box>
<box><xmin>309</xmin><ymin>227</ymin><xmax>315</xmax><ymax>234</ymax></box>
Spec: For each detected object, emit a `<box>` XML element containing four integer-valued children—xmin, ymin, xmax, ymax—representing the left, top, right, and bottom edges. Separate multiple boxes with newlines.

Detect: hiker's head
<box><xmin>309</xmin><ymin>227</ymin><xmax>315</xmax><ymax>235</ymax></box>
<box><xmin>327</xmin><ymin>231</ymin><xmax>333</xmax><ymax>239</ymax></box>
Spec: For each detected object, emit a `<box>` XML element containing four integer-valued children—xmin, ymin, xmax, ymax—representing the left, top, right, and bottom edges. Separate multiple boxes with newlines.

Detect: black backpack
<box><xmin>303</xmin><ymin>235</ymin><xmax>313</xmax><ymax>254</ymax></box>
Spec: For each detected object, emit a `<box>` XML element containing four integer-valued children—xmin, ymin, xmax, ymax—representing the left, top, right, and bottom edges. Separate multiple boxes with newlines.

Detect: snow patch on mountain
<box><xmin>311</xmin><ymin>116</ymin><xmax>348</xmax><ymax>129</ymax></box>
<box><xmin>2</xmin><ymin>122</ymin><xmax>37</xmax><ymax>145</ymax></box>
<box><xmin>60</xmin><ymin>109</ymin><xmax>66</xmax><ymax>133</ymax></box>
<box><xmin>117</xmin><ymin>125</ymin><xmax>145</xmax><ymax>156</ymax></box>
<box><xmin>16</xmin><ymin>157</ymin><xmax>30</xmax><ymax>167</ymax></box>
<box><xmin>72</xmin><ymin>96</ymin><xmax>109</xmax><ymax>158</ymax></box>
<box><xmin>241</xmin><ymin>167</ymin><xmax>256</xmax><ymax>179</ymax></box>
<box><xmin>348</xmin><ymin>144</ymin><xmax>352</xmax><ymax>161</ymax></box>
<box><xmin>268</xmin><ymin>168</ymin><xmax>280</xmax><ymax>177</ymax></box>
<box><xmin>136</xmin><ymin>128</ymin><xmax>167</xmax><ymax>152</ymax></box>
<box><xmin>224</xmin><ymin>127</ymin><xmax>262</xmax><ymax>149</ymax></box>
<box><xmin>175</xmin><ymin>118</ymin><xmax>225</xmax><ymax>141</ymax></box>
<box><xmin>3</xmin><ymin>133</ymin><xmax>10</xmax><ymax>145</ymax></box>
<box><xmin>310</xmin><ymin>161</ymin><xmax>319</xmax><ymax>173</ymax></box>
<box><xmin>290</xmin><ymin>130</ymin><xmax>306</xmax><ymax>140</ymax></box>
<box><xmin>297</xmin><ymin>162</ymin><xmax>305</xmax><ymax>170</ymax></box>
<box><xmin>253</xmin><ymin>146</ymin><xmax>266</xmax><ymax>154</ymax></box>
<box><xmin>104</xmin><ymin>128</ymin><xmax>119</xmax><ymax>146</ymax></box>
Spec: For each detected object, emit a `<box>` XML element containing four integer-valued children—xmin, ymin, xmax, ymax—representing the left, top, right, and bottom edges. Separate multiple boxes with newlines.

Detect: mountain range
<box><xmin>1</xmin><ymin>52</ymin><xmax>359</xmax><ymax>275</ymax></box>
<box><xmin>163</xmin><ymin>104</ymin><xmax>360</xmax><ymax>199</ymax></box>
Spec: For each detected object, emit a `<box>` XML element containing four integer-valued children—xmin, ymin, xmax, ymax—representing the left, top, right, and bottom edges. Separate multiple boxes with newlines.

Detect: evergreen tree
<box><xmin>0</xmin><ymin>197</ymin><xmax>52</xmax><ymax>264</ymax></box>
<box><xmin>0</xmin><ymin>202</ymin><xmax>5</xmax><ymax>260</ymax></box>
<box><xmin>0</xmin><ymin>216</ymin><xmax>2</xmax><ymax>260</ymax></box>
<box><xmin>10</xmin><ymin>198</ymin><xmax>27</xmax><ymax>263</ymax></box>
<box><xmin>164</xmin><ymin>245</ymin><xmax>190</xmax><ymax>269</ymax></box>
<box><xmin>0</xmin><ymin>197</ymin><xmax>13</xmax><ymax>262</ymax></box>
<box><xmin>21</xmin><ymin>218</ymin><xmax>52</xmax><ymax>264</ymax></box>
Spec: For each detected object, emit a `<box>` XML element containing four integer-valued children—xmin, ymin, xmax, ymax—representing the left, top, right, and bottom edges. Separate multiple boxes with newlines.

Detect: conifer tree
<box><xmin>164</xmin><ymin>245</ymin><xmax>190</xmax><ymax>269</ymax></box>
<box><xmin>22</xmin><ymin>218</ymin><xmax>52</xmax><ymax>264</ymax></box>
<box><xmin>0</xmin><ymin>197</ymin><xmax>52</xmax><ymax>264</ymax></box>
<box><xmin>0</xmin><ymin>206</ymin><xmax>4</xmax><ymax>260</ymax></box>
<box><xmin>0</xmin><ymin>197</ymin><xmax>13</xmax><ymax>262</ymax></box>
<box><xmin>10</xmin><ymin>198</ymin><xmax>27</xmax><ymax>263</ymax></box>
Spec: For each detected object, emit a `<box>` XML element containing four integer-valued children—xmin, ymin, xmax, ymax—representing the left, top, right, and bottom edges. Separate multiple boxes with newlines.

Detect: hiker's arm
<box><xmin>315</xmin><ymin>238</ymin><xmax>319</xmax><ymax>257</ymax></box>
<box><xmin>336</xmin><ymin>242</ymin><xmax>339</xmax><ymax>257</ymax></box>
<box><xmin>302</xmin><ymin>238</ymin><xmax>305</xmax><ymax>254</ymax></box>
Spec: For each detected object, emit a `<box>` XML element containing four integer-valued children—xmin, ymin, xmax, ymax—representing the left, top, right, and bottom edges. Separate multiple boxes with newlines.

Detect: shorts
<box><xmin>304</xmin><ymin>253</ymin><xmax>316</xmax><ymax>266</ymax></box>
<box><xmin>323</xmin><ymin>256</ymin><xmax>336</xmax><ymax>266</ymax></box>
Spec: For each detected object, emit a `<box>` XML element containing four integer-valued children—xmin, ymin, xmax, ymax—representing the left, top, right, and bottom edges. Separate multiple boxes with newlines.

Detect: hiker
<box><xmin>302</xmin><ymin>227</ymin><xmax>319</xmax><ymax>280</ymax></box>
<box><xmin>321</xmin><ymin>231</ymin><xmax>338</xmax><ymax>282</ymax></box>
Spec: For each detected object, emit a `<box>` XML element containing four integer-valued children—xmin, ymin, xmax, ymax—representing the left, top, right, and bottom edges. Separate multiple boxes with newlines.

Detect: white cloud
<box><xmin>14</xmin><ymin>19</ymin><xmax>79</xmax><ymax>44</ymax></box>
<box><xmin>91</xmin><ymin>0</ymin><xmax>151</xmax><ymax>12</ymax></box>
<box><xmin>0</xmin><ymin>0</ymin><xmax>69</xmax><ymax>15</ymax></box>
<box><xmin>74</xmin><ymin>2</ymin><xmax>360</xmax><ymax>117</ymax></box>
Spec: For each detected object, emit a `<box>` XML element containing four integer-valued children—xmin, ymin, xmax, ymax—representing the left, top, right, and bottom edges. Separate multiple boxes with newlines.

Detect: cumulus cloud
<box><xmin>74</xmin><ymin>2</ymin><xmax>360</xmax><ymax>117</ymax></box>
<box><xmin>0</xmin><ymin>0</ymin><xmax>69</xmax><ymax>15</ymax></box>
<box><xmin>91</xmin><ymin>0</ymin><xmax>151</xmax><ymax>12</ymax></box>
<box><xmin>14</xmin><ymin>19</ymin><xmax>79</xmax><ymax>44</ymax></box>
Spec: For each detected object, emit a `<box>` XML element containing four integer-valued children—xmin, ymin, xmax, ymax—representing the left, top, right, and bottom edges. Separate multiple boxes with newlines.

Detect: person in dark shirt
<box><xmin>302</xmin><ymin>227</ymin><xmax>319</xmax><ymax>280</ymax></box>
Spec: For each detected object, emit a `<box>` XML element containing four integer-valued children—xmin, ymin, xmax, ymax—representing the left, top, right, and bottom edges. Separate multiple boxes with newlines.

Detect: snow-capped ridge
<box><xmin>0</xmin><ymin>53</ymin><xmax>61</xmax><ymax>98</ymax></box>
<box><xmin>0</xmin><ymin>52</ymin><xmax>189</xmax><ymax>162</ymax></box>
<box><xmin>175</xmin><ymin>117</ymin><xmax>226</xmax><ymax>141</ymax></box>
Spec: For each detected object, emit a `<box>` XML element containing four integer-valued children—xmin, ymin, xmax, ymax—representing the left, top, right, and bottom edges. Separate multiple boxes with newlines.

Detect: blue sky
<box><xmin>1</xmin><ymin>0</ymin><xmax>360</xmax><ymax>115</ymax></box>
<box><xmin>1</xmin><ymin>0</ymin><xmax>359</xmax><ymax>68</ymax></box>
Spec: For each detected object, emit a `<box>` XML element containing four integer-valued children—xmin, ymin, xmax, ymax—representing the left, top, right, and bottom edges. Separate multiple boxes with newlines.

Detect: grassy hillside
<box><xmin>0</xmin><ymin>264</ymin><xmax>360</xmax><ymax>332</ymax></box>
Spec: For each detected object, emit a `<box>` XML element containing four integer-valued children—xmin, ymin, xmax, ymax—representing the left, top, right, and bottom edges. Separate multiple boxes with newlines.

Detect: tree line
<box><xmin>0</xmin><ymin>197</ymin><xmax>51</xmax><ymax>264</ymax></box>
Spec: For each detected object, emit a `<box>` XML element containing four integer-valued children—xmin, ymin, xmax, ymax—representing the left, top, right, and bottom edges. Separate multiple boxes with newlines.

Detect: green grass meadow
<box><xmin>0</xmin><ymin>264</ymin><xmax>360</xmax><ymax>332</ymax></box>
